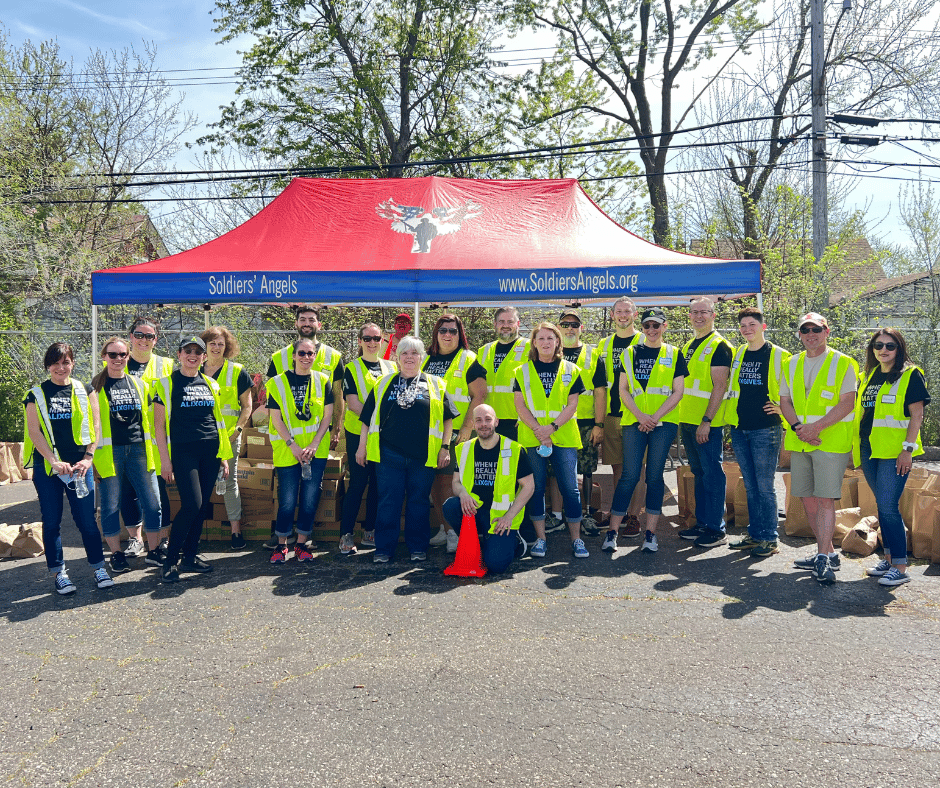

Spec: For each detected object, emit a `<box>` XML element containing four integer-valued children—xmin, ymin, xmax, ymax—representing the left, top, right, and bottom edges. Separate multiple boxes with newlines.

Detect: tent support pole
<box><xmin>91</xmin><ymin>305</ymin><xmax>98</xmax><ymax>373</ymax></box>
<box><xmin>205</xmin><ymin>305</ymin><xmax>211</xmax><ymax>330</ymax></box>
<box><xmin>757</xmin><ymin>292</ymin><xmax>764</xmax><ymax>313</ymax></box>
<box><xmin>414</xmin><ymin>302</ymin><xmax>419</xmax><ymax>338</ymax></box>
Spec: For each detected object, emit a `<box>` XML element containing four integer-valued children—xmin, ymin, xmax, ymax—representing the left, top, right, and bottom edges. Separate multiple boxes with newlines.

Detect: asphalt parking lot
<box><xmin>1</xmin><ymin>470</ymin><xmax>938</xmax><ymax>788</ymax></box>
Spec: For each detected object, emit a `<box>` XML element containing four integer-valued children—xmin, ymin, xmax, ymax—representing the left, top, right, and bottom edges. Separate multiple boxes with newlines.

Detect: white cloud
<box><xmin>53</xmin><ymin>0</ymin><xmax>164</xmax><ymax>38</ymax></box>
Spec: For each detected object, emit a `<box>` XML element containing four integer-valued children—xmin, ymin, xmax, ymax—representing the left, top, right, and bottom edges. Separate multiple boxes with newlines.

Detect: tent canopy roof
<box><xmin>91</xmin><ymin>176</ymin><xmax>760</xmax><ymax>306</ymax></box>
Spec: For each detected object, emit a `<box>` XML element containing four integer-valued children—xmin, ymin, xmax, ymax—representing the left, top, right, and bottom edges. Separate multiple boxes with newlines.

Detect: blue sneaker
<box><xmin>878</xmin><ymin>567</ymin><xmax>911</xmax><ymax>587</ymax></box>
<box><xmin>572</xmin><ymin>539</ymin><xmax>589</xmax><ymax>559</ymax></box>
<box><xmin>530</xmin><ymin>538</ymin><xmax>547</xmax><ymax>558</ymax></box>
<box><xmin>866</xmin><ymin>559</ymin><xmax>891</xmax><ymax>577</ymax></box>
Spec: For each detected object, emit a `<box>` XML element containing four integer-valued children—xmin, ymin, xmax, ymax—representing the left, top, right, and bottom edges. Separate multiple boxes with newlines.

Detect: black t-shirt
<box><xmin>512</xmin><ymin>359</ymin><xmax>587</xmax><ymax>398</ymax></box>
<box><xmin>152</xmin><ymin>371</ymin><xmax>219</xmax><ymax>446</ymax></box>
<box><xmin>103</xmin><ymin>376</ymin><xmax>145</xmax><ymax>445</ymax></box>
<box><xmin>24</xmin><ymin>380</ymin><xmax>94</xmax><ymax>465</ymax></box>
<box><xmin>126</xmin><ymin>357</ymin><xmax>148</xmax><ymax>378</ymax></box>
<box><xmin>423</xmin><ymin>349</ymin><xmax>488</xmax><ymax>383</ymax></box>
<box><xmin>266</xmin><ymin>343</ymin><xmax>345</xmax><ymax>384</ymax></box>
<box><xmin>205</xmin><ymin>364</ymin><xmax>253</xmax><ymax>399</ymax></box>
<box><xmin>562</xmin><ymin>346</ymin><xmax>608</xmax><ymax>389</ymax></box>
<box><xmin>859</xmin><ymin>368</ymin><xmax>930</xmax><ymax>441</ymax></box>
<box><xmin>684</xmin><ymin>333</ymin><xmax>733</xmax><ymax>367</ymax></box>
<box><xmin>609</xmin><ymin>334</ymin><xmax>638</xmax><ymax>416</ymax></box>
<box><xmin>359</xmin><ymin>374</ymin><xmax>460</xmax><ymax>461</ymax></box>
<box><xmin>342</xmin><ymin>359</ymin><xmax>384</xmax><ymax>397</ymax></box>
<box><xmin>735</xmin><ymin>343</ymin><xmax>781</xmax><ymax>431</ymax></box>
<box><xmin>492</xmin><ymin>340</ymin><xmax>521</xmax><ymax>372</ymax></box>
<box><xmin>464</xmin><ymin>442</ymin><xmax>533</xmax><ymax>521</ymax></box>
<box><xmin>629</xmin><ymin>344</ymin><xmax>688</xmax><ymax>392</ymax></box>
<box><xmin>268</xmin><ymin>370</ymin><xmax>335</xmax><ymax>413</ymax></box>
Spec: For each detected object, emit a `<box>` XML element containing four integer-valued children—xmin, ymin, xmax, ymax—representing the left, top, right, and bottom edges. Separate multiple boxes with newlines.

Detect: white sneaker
<box><xmin>124</xmin><ymin>537</ymin><xmax>145</xmax><ymax>557</ymax></box>
<box><xmin>642</xmin><ymin>531</ymin><xmax>659</xmax><ymax>553</ymax></box>
<box><xmin>429</xmin><ymin>526</ymin><xmax>447</xmax><ymax>546</ymax></box>
<box><xmin>94</xmin><ymin>567</ymin><xmax>115</xmax><ymax>588</ymax></box>
<box><xmin>446</xmin><ymin>529</ymin><xmax>460</xmax><ymax>553</ymax></box>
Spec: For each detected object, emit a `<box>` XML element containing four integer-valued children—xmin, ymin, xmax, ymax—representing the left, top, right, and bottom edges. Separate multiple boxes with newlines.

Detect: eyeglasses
<box><xmin>361</xmin><ymin>336</ymin><xmax>382</xmax><ymax>343</ymax></box>
<box><xmin>133</xmin><ymin>331</ymin><xmax>156</xmax><ymax>340</ymax></box>
<box><xmin>105</xmin><ymin>351</ymin><xmax>128</xmax><ymax>359</ymax></box>
<box><xmin>873</xmin><ymin>341</ymin><xmax>897</xmax><ymax>351</ymax></box>
<box><xmin>438</xmin><ymin>327</ymin><xmax>459</xmax><ymax>336</ymax></box>
<box><xmin>642</xmin><ymin>322</ymin><xmax>663</xmax><ymax>329</ymax></box>
<box><xmin>690</xmin><ymin>310</ymin><xmax>713</xmax><ymax>316</ymax></box>
<box><xmin>799</xmin><ymin>326</ymin><xmax>824</xmax><ymax>334</ymax></box>
<box><xmin>558</xmin><ymin>321</ymin><xmax>580</xmax><ymax>328</ymax></box>
<box><xmin>296</xmin><ymin>350</ymin><xmax>316</xmax><ymax>358</ymax></box>
<box><xmin>181</xmin><ymin>348</ymin><xmax>204</xmax><ymax>355</ymax></box>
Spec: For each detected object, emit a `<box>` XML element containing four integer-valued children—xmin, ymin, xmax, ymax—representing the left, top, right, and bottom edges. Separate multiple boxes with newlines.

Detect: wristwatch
<box><xmin>235</xmin><ymin>425</ymin><xmax>243</xmax><ymax>434</ymax></box>
<box><xmin>902</xmin><ymin>441</ymin><xmax>919</xmax><ymax>453</ymax></box>
<box><xmin>701</xmin><ymin>416</ymin><xmax>712</xmax><ymax>424</ymax></box>
<box><xmin>790</xmin><ymin>421</ymin><xmax>802</xmax><ymax>430</ymax></box>
<box><xmin>84</xmin><ymin>451</ymin><xmax>94</xmax><ymax>458</ymax></box>
<box><xmin>286</xmin><ymin>438</ymin><xmax>295</xmax><ymax>447</ymax></box>
<box><xmin>594</xmin><ymin>422</ymin><xmax>604</xmax><ymax>428</ymax></box>
<box><xmin>550</xmin><ymin>422</ymin><xmax>560</xmax><ymax>432</ymax></box>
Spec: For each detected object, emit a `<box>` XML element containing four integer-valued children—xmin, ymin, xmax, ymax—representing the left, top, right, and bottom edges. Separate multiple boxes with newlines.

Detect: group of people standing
<box><xmin>24</xmin><ymin>299</ymin><xmax>928</xmax><ymax>594</ymax></box>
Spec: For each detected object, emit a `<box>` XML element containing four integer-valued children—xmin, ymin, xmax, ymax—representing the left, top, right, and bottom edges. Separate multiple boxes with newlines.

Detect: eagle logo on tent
<box><xmin>376</xmin><ymin>199</ymin><xmax>482</xmax><ymax>253</ymax></box>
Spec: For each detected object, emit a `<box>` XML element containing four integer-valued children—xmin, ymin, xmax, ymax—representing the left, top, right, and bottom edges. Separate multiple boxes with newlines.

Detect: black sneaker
<box><xmin>694</xmin><ymin>530</ymin><xmax>727</xmax><ymax>548</ymax></box>
<box><xmin>110</xmin><ymin>550</ymin><xmax>130</xmax><ymax>574</ymax></box>
<box><xmin>179</xmin><ymin>556</ymin><xmax>213</xmax><ymax>573</ymax></box>
<box><xmin>794</xmin><ymin>553</ymin><xmax>840</xmax><ymax>571</ymax></box>
<box><xmin>162</xmin><ymin>562</ymin><xmax>179</xmax><ymax>583</ymax></box>
<box><xmin>145</xmin><ymin>549</ymin><xmax>165</xmax><ymax>567</ymax></box>
<box><xmin>814</xmin><ymin>553</ymin><xmax>836</xmax><ymax>584</ymax></box>
<box><xmin>231</xmin><ymin>532</ymin><xmax>246</xmax><ymax>550</ymax></box>
<box><xmin>678</xmin><ymin>526</ymin><xmax>707</xmax><ymax>541</ymax></box>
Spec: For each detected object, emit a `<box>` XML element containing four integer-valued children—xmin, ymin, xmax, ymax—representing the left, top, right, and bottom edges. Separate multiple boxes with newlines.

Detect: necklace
<box><xmin>397</xmin><ymin>375</ymin><xmax>421</xmax><ymax>410</ymax></box>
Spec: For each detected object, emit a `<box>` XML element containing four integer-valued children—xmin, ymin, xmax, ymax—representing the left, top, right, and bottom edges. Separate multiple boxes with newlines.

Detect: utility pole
<box><xmin>811</xmin><ymin>0</ymin><xmax>828</xmax><ymax>287</ymax></box>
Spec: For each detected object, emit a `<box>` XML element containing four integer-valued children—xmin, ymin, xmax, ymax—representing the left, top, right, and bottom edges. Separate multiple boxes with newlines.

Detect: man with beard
<box><xmin>477</xmin><ymin>307</ymin><xmax>530</xmax><ymax>441</ymax></box>
<box><xmin>382</xmin><ymin>312</ymin><xmax>413</xmax><ymax>363</ymax></box>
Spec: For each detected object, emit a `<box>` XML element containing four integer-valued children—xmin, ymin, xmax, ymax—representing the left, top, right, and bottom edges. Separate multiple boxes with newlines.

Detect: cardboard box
<box><xmin>237</xmin><ymin>458</ymin><xmax>275</xmax><ymax>492</ymax></box>
<box><xmin>241</xmin><ymin>521</ymin><xmax>273</xmax><ymax>541</ymax></box>
<box><xmin>200</xmin><ymin>520</ymin><xmax>226</xmax><ymax>542</ymax></box>
<box><xmin>247</xmin><ymin>441</ymin><xmax>274</xmax><ymax>461</ymax></box>
<box><xmin>320</xmin><ymin>478</ymin><xmax>346</xmax><ymax>499</ymax></box>
<box><xmin>242</xmin><ymin>497</ymin><xmax>276</xmax><ymax>521</ymax></box>
<box><xmin>324</xmin><ymin>451</ymin><xmax>347</xmax><ymax>479</ymax></box>
<box><xmin>315</xmin><ymin>493</ymin><xmax>343</xmax><ymax>522</ymax></box>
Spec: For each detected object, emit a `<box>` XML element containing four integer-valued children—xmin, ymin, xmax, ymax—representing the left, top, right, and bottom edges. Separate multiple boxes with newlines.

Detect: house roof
<box><xmin>829</xmin><ymin>270</ymin><xmax>931</xmax><ymax>305</ymax></box>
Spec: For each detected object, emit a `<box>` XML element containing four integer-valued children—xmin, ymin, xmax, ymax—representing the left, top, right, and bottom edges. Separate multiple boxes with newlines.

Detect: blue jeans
<box><xmin>729</xmin><ymin>425</ymin><xmax>782</xmax><ymax>542</ymax></box>
<box><xmin>612</xmin><ymin>423</ymin><xmax>678</xmax><ymax>516</ymax></box>
<box><xmin>680</xmin><ymin>422</ymin><xmax>726</xmax><ymax>533</ymax></box>
<box><xmin>340</xmin><ymin>430</ymin><xmax>378</xmax><ymax>535</ymax></box>
<box><xmin>442</xmin><ymin>496</ymin><xmax>520</xmax><ymax>574</ymax></box>
<box><xmin>275</xmin><ymin>458</ymin><xmax>327</xmax><ymax>538</ymax></box>
<box><xmin>98</xmin><ymin>443</ymin><xmax>162</xmax><ymax>538</ymax></box>
<box><xmin>526</xmin><ymin>446</ymin><xmax>582</xmax><ymax>524</ymax></box>
<box><xmin>859</xmin><ymin>441</ymin><xmax>909</xmax><ymax>565</ymax></box>
<box><xmin>32</xmin><ymin>461</ymin><xmax>104</xmax><ymax>573</ymax></box>
<box><xmin>373</xmin><ymin>444</ymin><xmax>436</xmax><ymax>558</ymax></box>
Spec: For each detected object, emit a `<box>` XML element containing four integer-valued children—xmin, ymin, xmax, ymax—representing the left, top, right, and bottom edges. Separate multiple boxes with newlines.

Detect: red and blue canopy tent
<box><xmin>91</xmin><ymin>176</ymin><xmax>760</xmax><ymax>322</ymax></box>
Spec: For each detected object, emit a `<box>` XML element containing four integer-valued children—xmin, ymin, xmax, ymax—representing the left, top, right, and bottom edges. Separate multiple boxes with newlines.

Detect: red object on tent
<box><xmin>444</xmin><ymin>514</ymin><xmax>488</xmax><ymax>578</ymax></box>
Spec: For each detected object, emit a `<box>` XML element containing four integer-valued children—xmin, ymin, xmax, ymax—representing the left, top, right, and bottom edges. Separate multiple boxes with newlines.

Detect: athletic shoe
<box><xmin>814</xmin><ymin>554</ymin><xmax>836</xmax><ymax>584</ymax></box>
<box><xmin>750</xmin><ymin>540</ymin><xmax>779</xmax><ymax>558</ymax></box>
<box><xmin>515</xmin><ymin>531</ymin><xmax>528</xmax><ymax>559</ymax></box>
<box><xmin>162</xmin><ymin>563</ymin><xmax>179</xmax><ymax>583</ymax></box>
<box><xmin>270</xmin><ymin>544</ymin><xmax>288</xmax><ymax>564</ymax></box>
<box><xmin>878</xmin><ymin>567</ymin><xmax>911</xmax><ymax>586</ymax></box>
<box><xmin>572</xmin><ymin>539</ymin><xmax>589</xmax><ymax>559</ymax></box>
<box><xmin>55</xmin><ymin>570</ymin><xmax>76</xmax><ymax>595</ymax></box>
<box><xmin>621</xmin><ymin>515</ymin><xmax>642</xmax><ymax>537</ymax></box>
<box><xmin>679</xmin><ymin>525</ymin><xmax>707</xmax><ymax>541</ymax></box>
<box><xmin>429</xmin><ymin>526</ymin><xmax>447</xmax><ymax>546</ymax></box>
<box><xmin>544</xmin><ymin>514</ymin><xmax>566</xmax><ymax>534</ymax></box>
<box><xmin>694</xmin><ymin>530</ymin><xmax>727</xmax><ymax>548</ymax></box>
<box><xmin>110</xmin><ymin>551</ymin><xmax>130</xmax><ymax>574</ymax></box>
<box><xmin>729</xmin><ymin>536</ymin><xmax>761</xmax><ymax>551</ymax></box>
<box><xmin>295</xmin><ymin>543</ymin><xmax>315</xmax><ymax>562</ymax></box>
<box><xmin>602</xmin><ymin>530</ymin><xmax>618</xmax><ymax>552</ymax></box>
<box><xmin>373</xmin><ymin>553</ymin><xmax>390</xmax><ymax>563</ymax></box>
<box><xmin>446</xmin><ymin>529</ymin><xmax>459</xmax><ymax>553</ymax></box>
<box><xmin>410</xmin><ymin>552</ymin><xmax>427</xmax><ymax>562</ymax></box>
<box><xmin>94</xmin><ymin>567</ymin><xmax>115</xmax><ymax>588</ymax></box>
<box><xmin>179</xmin><ymin>556</ymin><xmax>213</xmax><ymax>573</ymax></box>
<box><xmin>339</xmin><ymin>533</ymin><xmax>357</xmax><ymax>555</ymax></box>
<box><xmin>530</xmin><ymin>538</ymin><xmax>548</xmax><ymax>558</ymax></box>
<box><xmin>230</xmin><ymin>532</ymin><xmax>246</xmax><ymax>550</ymax></box>
<box><xmin>581</xmin><ymin>515</ymin><xmax>600</xmax><ymax>536</ymax></box>
<box><xmin>361</xmin><ymin>530</ymin><xmax>376</xmax><ymax>548</ymax></box>
<box><xmin>145</xmin><ymin>549</ymin><xmax>165</xmax><ymax>567</ymax></box>
<box><xmin>642</xmin><ymin>531</ymin><xmax>658</xmax><ymax>553</ymax></box>
<box><xmin>158</xmin><ymin>538</ymin><xmax>169</xmax><ymax>553</ymax></box>
<box><xmin>866</xmin><ymin>559</ymin><xmax>892</xmax><ymax>577</ymax></box>
<box><xmin>794</xmin><ymin>553</ymin><xmax>840</xmax><ymax>571</ymax></box>
<box><xmin>264</xmin><ymin>534</ymin><xmax>296</xmax><ymax>549</ymax></box>
<box><xmin>124</xmin><ymin>537</ymin><xmax>145</xmax><ymax>557</ymax></box>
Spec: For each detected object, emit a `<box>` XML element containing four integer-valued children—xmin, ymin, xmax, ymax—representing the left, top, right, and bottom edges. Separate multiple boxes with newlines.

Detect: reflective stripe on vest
<box><xmin>785</xmin><ymin>349</ymin><xmax>858</xmax><ymax>453</ymax></box>
<box><xmin>620</xmin><ymin>344</ymin><xmax>680</xmax><ymax>426</ymax></box>
<box><xmin>366</xmin><ymin>373</ymin><xmax>446</xmax><ymax>466</ymax></box>
<box><xmin>723</xmin><ymin>344</ymin><xmax>788</xmax><ymax>427</ymax></box>
<box><xmin>478</xmin><ymin>339</ymin><xmax>528</xmax><ymax>418</ymax></box>
<box><xmin>94</xmin><ymin>375</ymin><xmax>154</xmax><ymax>478</ymax></box>
<box><xmin>344</xmin><ymin>358</ymin><xmax>396</xmax><ymax>435</ymax></box>
<box><xmin>457</xmin><ymin>436</ymin><xmax>524</xmax><ymax>531</ymax></box>
<box><xmin>423</xmin><ymin>349</ymin><xmax>475</xmax><ymax>430</ymax></box>
<box><xmin>266</xmin><ymin>371</ymin><xmax>329</xmax><ymax>464</ymax></box>
<box><xmin>515</xmin><ymin>360</ymin><xmax>582</xmax><ymax>449</ymax></box>
<box><xmin>854</xmin><ymin>366</ymin><xmax>925</xmax><ymax>462</ymax></box>
<box><xmin>598</xmin><ymin>332</ymin><xmax>641</xmax><ymax>415</ymax></box>
<box><xmin>216</xmin><ymin>359</ymin><xmax>245</xmax><ymax>429</ymax></box>
<box><xmin>156</xmin><ymin>374</ymin><xmax>231</xmax><ymax>461</ymax></box>
<box><xmin>26</xmin><ymin>379</ymin><xmax>93</xmax><ymax>472</ymax></box>
<box><xmin>679</xmin><ymin>332</ymin><xmax>732</xmax><ymax>425</ymax></box>
<box><xmin>573</xmin><ymin>344</ymin><xmax>599</xmax><ymax>419</ymax></box>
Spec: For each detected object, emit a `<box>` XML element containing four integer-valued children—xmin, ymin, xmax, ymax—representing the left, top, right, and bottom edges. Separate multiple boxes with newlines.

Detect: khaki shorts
<box><xmin>790</xmin><ymin>450</ymin><xmax>851</xmax><ymax>499</ymax></box>
<box><xmin>602</xmin><ymin>414</ymin><xmax>624</xmax><ymax>466</ymax></box>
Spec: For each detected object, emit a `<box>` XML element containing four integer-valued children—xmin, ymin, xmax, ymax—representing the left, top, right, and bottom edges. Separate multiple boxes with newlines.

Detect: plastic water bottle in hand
<box><xmin>301</xmin><ymin>460</ymin><xmax>312</xmax><ymax>481</ymax></box>
<box><xmin>74</xmin><ymin>473</ymin><xmax>90</xmax><ymax>499</ymax></box>
<box><xmin>215</xmin><ymin>467</ymin><xmax>226</xmax><ymax>496</ymax></box>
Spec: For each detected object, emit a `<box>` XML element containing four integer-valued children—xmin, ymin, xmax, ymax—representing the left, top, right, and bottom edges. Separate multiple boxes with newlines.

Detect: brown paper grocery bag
<box><xmin>724</xmin><ymin>461</ymin><xmax>742</xmax><ymax>523</ymax></box>
<box><xmin>839</xmin><ymin>475</ymin><xmax>859</xmax><ymax>510</ymax></box>
<box><xmin>733</xmin><ymin>476</ymin><xmax>749</xmax><ymax>527</ymax></box>
<box><xmin>0</xmin><ymin>523</ymin><xmax>18</xmax><ymax>558</ymax></box>
<box><xmin>856</xmin><ymin>477</ymin><xmax>877</xmax><ymax>518</ymax></box>
<box><xmin>841</xmin><ymin>523</ymin><xmax>878</xmax><ymax>556</ymax></box>
<box><xmin>11</xmin><ymin>523</ymin><xmax>44</xmax><ymax>558</ymax></box>
<box><xmin>911</xmin><ymin>491</ymin><xmax>940</xmax><ymax>560</ymax></box>
<box><xmin>899</xmin><ymin>468</ymin><xmax>938</xmax><ymax>531</ymax></box>
<box><xmin>778</xmin><ymin>449</ymin><xmax>791</xmax><ymax>469</ymax></box>
<box><xmin>676</xmin><ymin>465</ymin><xmax>694</xmax><ymax>520</ymax></box>
<box><xmin>833</xmin><ymin>507</ymin><xmax>863</xmax><ymax>547</ymax></box>
<box><xmin>931</xmin><ymin>508</ymin><xmax>940</xmax><ymax>564</ymax></box>
<box><xmin>0</xmin><ymin>444</ymin><xmax>11</xmax><ymax>485</ymax></box>
<box><xmin>783</xmin><ymin>474</ymin><xmax>814</xmax><ymax>538</ymax></box>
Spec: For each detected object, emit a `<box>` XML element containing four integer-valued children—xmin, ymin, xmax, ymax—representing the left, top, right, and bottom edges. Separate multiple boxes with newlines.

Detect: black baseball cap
<box><xmin>640</xmin><ymin>308</ymin><xmax>667</xmax><ymax>324</ymax></box>
<box><xmin>179</xmin><ymin>336</ymin><xmax>207</xmax><ymax>352</ymax></box>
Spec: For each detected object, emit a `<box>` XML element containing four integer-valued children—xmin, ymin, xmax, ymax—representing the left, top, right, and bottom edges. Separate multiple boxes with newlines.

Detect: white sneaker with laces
<box><xmin>642</xmin><ymin>531</ymin><xmax>658</xmax><ymax>553</ymax></box>
<box><xmin>446</xmin><ymin>529</ymin><xmax>460</xmax><ymax>553</ymax></box>
<box><xmin>94</xmin><ymin>567</ymin><xmax>115</xmax><ymax>588</ymax></box>
<box><xmin>429</xmin><ymin>526</ymin><xmax>448</xmax><ymax>547</ymax></box>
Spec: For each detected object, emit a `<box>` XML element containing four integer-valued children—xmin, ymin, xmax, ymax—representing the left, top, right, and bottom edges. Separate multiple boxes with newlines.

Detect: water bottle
<box><xmin>215</xmin><ymin>467</ymin><xmax>226</xmax><ymax>496</ymax></box>
<box><xmin>536</xmin><ymin>444</ymin><xmax>553</xmax><ymax>458</ymax></box>
<box><xmin>301</xmin><ymin>460</ymin><xmax>312</xmax><ymax>481</ymax></box>
<box><xmin>74</xmin><ymin>473</ymin><xmax>90</xmax><ymax>499</ymax></box>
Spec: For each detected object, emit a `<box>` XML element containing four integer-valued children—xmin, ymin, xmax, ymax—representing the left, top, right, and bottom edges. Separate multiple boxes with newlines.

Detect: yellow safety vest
<box><xmin>477</xmin><ymin>338</ymin><xmax>529</xmax><ymax>419</ymax></box>
<box><xmin>266</xmin><ymin>370</ymin><xmax>330</xmax><ymax>465</ymax></box>
<box><xmin>153</xmin><ymin>373</ymin><xmax>233</xmax><ymax>462</ymax></box>
<box><xmin>723</xmin><ymin>343</ymin><xmax>791</xmax><ymax>428</ymax></box>
<box><xmin>23</xmin><ymin>378</ymin><xmax>94</xmax><ymax>474</ymax></box>
<box><xmin>422</xmin><ymin>348</ymin><xmax>477</xmax><ymax>431</ymax></box>
<box><xmin>784</xmin><ymin>348</ymin><xmax>858</xmax><ymax>454</ymax></box>
<box><xmin>271</xmin><ymin>342</ymin><xmax>342</xmax><ymax>379</ymax></box>
<box><xmin>619</xmin><ymin>344</ymin><xmax>682</xmax><ymax>426</ymax></box>
<box><xmin>344</xmin><ymin>358</ymin><xmax>397</xmax><ymax>435</ymax></box>
<box><xmin>365</xmin><ymin>373</ymin><xmax>446</xmax><ymax>468</ymax></box>
<box><xmin>568</xmin><ymin>344</ymin><xmax>602</xmax><ymax>420</ymax></box>
<box><xmin>853</xmin><ymin>366</ymin><xmax>926</xmax><ymax>463</ymax></box>
<box><xmin>514</xmin><ymin>360</ymin><xmax>583</xmax><ymax>449</ymax></box>
<box><xmin>678</xmin><ymin>331</ymin><xmax>733</xmax><ymax>426</ymax></box>
<box><xmin>457</xmin><ymin>436</ymin><xmax>525</xmax><ymax>533</ymax></box>
<box><xmin>93</xmin><ymin>375</ymin><xmax>155</xmax><ymax>478</ymax></box>
<box><xmin>205</xmin><ymin>359</ymin><xmax>246</xmax><ymax>432</ymax></box>
<box><xmin>596</xmin><ymin>332</ymin><xmax>642</xmax><ymax>415</ymax></box>
<box><xmin>110</xmin><ymin>354</ymin><xmax>173</xmax><ymax>473</ymax></box>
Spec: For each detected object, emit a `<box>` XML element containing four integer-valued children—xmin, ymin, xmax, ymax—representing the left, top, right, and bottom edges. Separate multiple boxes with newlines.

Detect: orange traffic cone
<box><xmin>443</xmin><ymin>513</ymin><xmax>488</xmax><ymax>577</ymax></box>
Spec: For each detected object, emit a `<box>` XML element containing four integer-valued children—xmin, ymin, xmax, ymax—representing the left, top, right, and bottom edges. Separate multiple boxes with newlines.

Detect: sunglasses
<box><xmin>799</xmin><ymin>326</ymin><xmax>824</xmax><ymax>334</ymax></box>
<box><xmin>181</xmin><ymin>347</ymin><xmax>204</xmax><ymax>355</ymax></box>
<box><xmin>133</xmin><ymin>331</ymin><xmax>156</xmax><ymax>340</ymax></box>
<box><xmin>558</xmin><ymin>321</ymin><xmax>580</xmax><ymax>328</ymax></box>
<box><xmin>296</xmin><ymin>350</ymin><xmax>316</xmax><ymax>358</ymax></box>
<box><xmin>438</xmin><ymin>327</ymin><xmax>459</xmax><ymax>336</ymax></box>
<box><xmin>105</xmin><ymin>351</ymin><xmax>128</xmax><ymax>359</ymax></box>
<box><xmin>873</xmin><ymin>341</ymin><xmax>897</xmax><ymax>351</ymax></box>
<box><xmin>361</xmin><ymin>335</ymin><xmax>382</xmax><ymax>343</ymax></box>
<box><xmin>642</xmin><ymin>321</ymin><xmax>663</xmax><ymax>329</ymax></box>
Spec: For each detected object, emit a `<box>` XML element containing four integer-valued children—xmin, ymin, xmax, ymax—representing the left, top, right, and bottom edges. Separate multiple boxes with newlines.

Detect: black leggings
<box><xmin>165</xmin><ymin>440</ymin><xmax>220</xmax><ymax>564</ymax></box>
